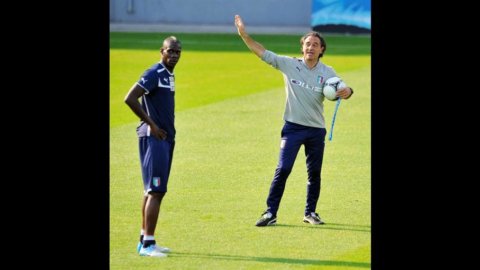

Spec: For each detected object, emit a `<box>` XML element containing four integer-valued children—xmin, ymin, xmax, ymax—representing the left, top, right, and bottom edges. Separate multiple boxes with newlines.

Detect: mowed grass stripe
<box><xmin>110</xmin><ymin>32</ymin><xmax>371</xmax><ymax>55</ymax></box>
<box><xmin>110</xmin><ymin>49</ymin><xmax>369</xmax><ymax>128</ymax></box>
<box><xmin>111</xmin><ymin>38</ymin><xmax>370</xmax><ymax>50</ymax></box>
<box><xmin>110</xmin><ymin>66</ymin><xmax>370</xmax><ymax>269</ymax></box>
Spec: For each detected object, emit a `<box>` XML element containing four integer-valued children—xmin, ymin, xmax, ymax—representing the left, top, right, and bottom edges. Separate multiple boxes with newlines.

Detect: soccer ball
<box><xmin>323</xmin><ymin>77</ymin><xmax>346</xmax><ymax>101</ymax></box>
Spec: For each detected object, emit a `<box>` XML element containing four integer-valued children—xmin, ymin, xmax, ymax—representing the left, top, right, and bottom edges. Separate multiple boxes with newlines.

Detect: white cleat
<box><xmin>139</xmin><ymin>245</ymin><xmax>168</xmax><ymax>257</ymax></box>
<box><xmin>154</xmin><ymin>245</ymin><xmax>171</xmax><ymax>253</ymax></box>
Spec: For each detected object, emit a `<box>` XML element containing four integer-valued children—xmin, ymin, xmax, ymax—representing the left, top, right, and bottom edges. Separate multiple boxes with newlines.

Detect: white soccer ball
<box><xmin>323</xmin><ymin>77</ymin><xmax>346</xmax><ymax>101</ymax></box>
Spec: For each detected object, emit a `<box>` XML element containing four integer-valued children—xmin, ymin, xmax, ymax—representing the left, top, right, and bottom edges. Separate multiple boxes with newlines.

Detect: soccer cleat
<box><xmin>255</xmin><ymin>211</ymin><xmax>277</xmax><ymax>226</ymax></box>
<box><xmin>137</xmin><ymin>242</ymin><xmax>170</xmax><ymax>254</ymax></box>
<box><xmin>303</xmin><ymin>212</ymin><xmax>325</xmax><ymax>225</ymax></box>
<box><xmin>155</xmin><ymin>245</ymin><xmax>171</xmax><ymax>253</ymax></box>
<box><xmin>139</xmin><ymin>245</ymin><xmax>168</xmax><ymax>257</ymax></box>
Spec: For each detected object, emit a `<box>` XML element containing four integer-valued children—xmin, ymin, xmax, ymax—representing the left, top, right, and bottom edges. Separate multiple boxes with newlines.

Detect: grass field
<box><xmin>110</xmin><ymin>32</ymin><xmax>370</xmax><ymax>269</ymax></box>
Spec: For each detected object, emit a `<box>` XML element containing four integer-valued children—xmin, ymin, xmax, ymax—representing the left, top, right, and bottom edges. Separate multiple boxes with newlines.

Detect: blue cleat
<box><xmin>138</xmin><ymin>242</ymin><xmax>171</xmax><ymax>254</ymax></box>
<box><xmin>139</xmin><ymin>245</ymin><xmax>168</xmax><ymax>257</ymax></box>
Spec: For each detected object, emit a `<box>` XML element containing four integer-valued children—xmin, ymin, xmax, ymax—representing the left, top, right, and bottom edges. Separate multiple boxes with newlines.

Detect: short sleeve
<box><xmin>136</xmin><ymin>68</ymin><xmax>158</xmax><ymax>94</ymax></box>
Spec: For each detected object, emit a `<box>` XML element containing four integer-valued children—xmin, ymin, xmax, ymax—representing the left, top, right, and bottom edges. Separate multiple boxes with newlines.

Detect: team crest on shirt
<box><xmin>152</xmin><ymin>177</ymin><xmax>161</xmax><ymax>187</ymax></box>
<box><xmin>317</xmin><ymin>75</ymin><xmax>324</xmax><ymax>84</ymax></box>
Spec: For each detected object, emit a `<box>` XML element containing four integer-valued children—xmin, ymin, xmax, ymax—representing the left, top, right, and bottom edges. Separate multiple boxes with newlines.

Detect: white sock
<box><xmin>144</xmin><ymin>235</ymin><xmax>155</xmax><ymax>241</ymax></box>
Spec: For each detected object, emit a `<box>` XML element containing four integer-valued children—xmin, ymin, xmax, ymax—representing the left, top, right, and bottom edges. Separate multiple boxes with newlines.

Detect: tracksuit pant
<box><xmin>266</xmin><ymin>121</ymin><xmax>326</xmax><ymax>216</ymax></box>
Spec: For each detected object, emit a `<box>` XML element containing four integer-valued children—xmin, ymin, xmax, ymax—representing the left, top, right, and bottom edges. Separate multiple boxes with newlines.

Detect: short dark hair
<box><xmin>300</xmin><ymin>31</ymin><xmax>326</xmax><ymax>58</ymax></box>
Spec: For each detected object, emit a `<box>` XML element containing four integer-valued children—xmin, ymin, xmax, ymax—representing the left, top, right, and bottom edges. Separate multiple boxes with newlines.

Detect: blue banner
<box><xmin>312</xmin><ymin>0</ymin><xmax>371</xmax><ymax>31</ymax></box>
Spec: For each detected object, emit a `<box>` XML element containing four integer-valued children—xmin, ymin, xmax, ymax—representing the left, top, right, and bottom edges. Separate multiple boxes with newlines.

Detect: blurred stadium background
<box><xmin>110</xmin><ymin>0</ymin><xmax>370</xmax><ymax>34</ymax></box>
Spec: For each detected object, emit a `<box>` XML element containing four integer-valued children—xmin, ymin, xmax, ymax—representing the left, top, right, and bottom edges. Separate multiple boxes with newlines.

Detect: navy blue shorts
<box><xmin>139</xmin><ymin>136</ymin><xmax>175</xmax><ymax>194</ymax></box>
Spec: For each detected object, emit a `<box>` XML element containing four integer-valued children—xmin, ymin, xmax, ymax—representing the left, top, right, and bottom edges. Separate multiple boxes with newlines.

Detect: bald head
<box><xmin>163</xmin><ymin>36</ymin><xmax>182</xmax><ymax>49</ymax></box>
<box><xmin>161</xmin><ymin>36</ymin><xmax>182</xmax><ymax>71</ymax></box>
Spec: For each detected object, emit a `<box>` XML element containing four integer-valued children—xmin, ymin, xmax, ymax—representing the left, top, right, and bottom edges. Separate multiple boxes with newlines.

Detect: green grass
<box><xmin>110</xmin><ymin>32</ymin><xmax>370</xmax><ymax>269</ymax></box>
<box><xmin>109</xmin><ymin>32</ymin><xmax>371</xmax><ymax>55</ymax></box>
<box><xmin>110</xmin><ymin>32</ymin><xmax>370</xmax><ymax>127</ymax></box>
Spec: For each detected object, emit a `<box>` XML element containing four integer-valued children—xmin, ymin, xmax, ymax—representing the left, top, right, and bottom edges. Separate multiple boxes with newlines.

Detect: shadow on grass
<box><xmin>169</xmin><ymin>252</ymin><xmax>370</xmax><ymax>268</ymax></box>
<box><xmin>274</xmin><ymin>223</ymin><xmax>371</xmax><ymax>233</ymax></box>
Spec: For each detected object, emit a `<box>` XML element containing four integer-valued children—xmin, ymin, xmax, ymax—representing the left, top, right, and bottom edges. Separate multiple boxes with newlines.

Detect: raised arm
<box><xmin>234</xmin><ymin>15</ymin><xmax>266</xmax><ymax>58</ymax></box>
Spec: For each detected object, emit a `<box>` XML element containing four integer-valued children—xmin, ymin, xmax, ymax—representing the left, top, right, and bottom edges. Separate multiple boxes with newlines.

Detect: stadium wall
<box><xmin>110</xmin><ymin>0</ymin><xmax>311</xmax><ymax>27</ymax></box>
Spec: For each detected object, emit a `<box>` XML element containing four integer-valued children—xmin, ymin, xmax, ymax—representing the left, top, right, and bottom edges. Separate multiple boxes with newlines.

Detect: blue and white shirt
<box><xmin>135</xmin><ymin>62</ymin><xmax>176</xmax><ymax>141</ymax></box>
